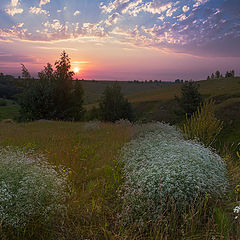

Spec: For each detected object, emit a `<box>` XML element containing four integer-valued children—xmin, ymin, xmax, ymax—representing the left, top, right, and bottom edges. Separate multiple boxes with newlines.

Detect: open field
<box><xmin>128</xmin><ymin>77</ymin><xmax>240</xmax><ymax>103</ymax></box>
<box><xmin>125</xmin><ymin>77</ymin><xmax>240</xmax><ymax>124</ymax></box>
<box><xmin>81</xmin><ymin>80</ymin><xmax>172</xmax><ymax>104</ymax></box>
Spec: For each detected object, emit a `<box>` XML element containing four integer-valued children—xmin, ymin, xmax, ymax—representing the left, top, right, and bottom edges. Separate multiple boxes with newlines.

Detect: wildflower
<box><xmin>235</xmin><ymin>185</ymin><xmax>240</xmax><ymax>194</ymax></box>
<box><xmin>233</xmin><ymin>205</ymin><xmax>240</xmax><ymax>219</ymax></box>
<box><xmin>0</xmin><ymin>147</ymin><xmax>71</xmax><ymax>229</ymax></box>
<box><xmin>120</xmin><ymin>122</ymin><xmax>229</xmax><ymax>225</ymax></box>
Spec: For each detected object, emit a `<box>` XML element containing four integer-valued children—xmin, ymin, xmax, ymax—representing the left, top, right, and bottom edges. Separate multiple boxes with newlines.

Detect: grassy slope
<box><xmin>127</xmin><ymin>77</ymin><xmax>240</xmax><ymax>124</ymax></box>
<box><xmin>81</xmin><ymin>80</ymin><xmax>172</xmax><ymax>104</ymax></box>
<box><xmin>0</xmin><ymin>99</ymin><xmax>19</xmax><ymax>120</ymax></box>
<box><xmin>128</xmin><ymin>77</ymin><xmax>240</xmax><ymax>103</ymax></box>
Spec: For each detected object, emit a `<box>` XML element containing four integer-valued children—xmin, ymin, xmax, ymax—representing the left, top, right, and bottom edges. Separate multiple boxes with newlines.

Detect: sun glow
<box><xmin>73</xmin><ymin>67</ymin><xmax>80</xmax><ymax>73</ymax></box>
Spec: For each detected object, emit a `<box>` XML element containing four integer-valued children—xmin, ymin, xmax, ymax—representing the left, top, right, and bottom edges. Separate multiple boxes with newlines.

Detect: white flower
<box><xmin>233</xmin><ymin>205</ymin><xmax>240</xmax><ymax>219</ymax></box>
<box><xmin>119</xmin><ymin>122</ymin><xmax>229</xmax><ymax>225</ymax></box>
<box><xmin>0</xmin><ymin>147</ymin><xmax>71</xmax><ymax>229</ymax></box>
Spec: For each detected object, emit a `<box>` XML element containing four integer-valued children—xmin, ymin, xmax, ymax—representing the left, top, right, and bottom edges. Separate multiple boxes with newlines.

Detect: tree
<box><xmin>207</xmin><ymin>76</ymin><xmax>210</xmax><ymax>81</ymax></box>
<box><xmin>19</xmin><ymin>79</ymin><xmax>55</xmax><ymax>121</ymax></box>
<box><xmin>176</xmin><ymin>81</ymin><xmax>203</xmax><ymax>116</ymax></box>
<box><xmin>215</xmin><ymin>70</ymin><xmax>220</xmax><ymax>78</ymax></box>
<box><xmin>66</xmin><ymin>79</ymin><xmax>85</xmax><ymax>121</ymax></box>
<box><xmin>211</xmin><ymin>73</ymin><xmax>215</xmax><ymax>79</ymax></box>
<box><xmin>21</xmin><ymin>64</ymin><xmax>31</xmax><ymax>79</ymax></box>
<box><xmin>19</xmin><ymin>51</ymin><xmax>85</xmax><ymax>121</ymax></box>
<box><xmin>99</xmin><ymin>83</ymin><xmax>134</xmax><ymax>122</ymax></box>
<box><xmin>225</xmin><ymin>71</ymin><xmax>229</xmax><ymax>78</ymax></box>
<box><xmin>53</xmin><ymin>51</ymin><xmax>74</xmax><ymax>118</ymax></box>
<box><xmin>225</xmin><ymin>70</ymin><xmax>234</xmax><ymax>78</ymax></box>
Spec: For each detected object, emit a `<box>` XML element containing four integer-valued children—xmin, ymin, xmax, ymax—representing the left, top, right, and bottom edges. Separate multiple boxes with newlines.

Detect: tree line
<box><xmin>207</xmin><ymin>70</ymin><xmax>235</xmax><ymax>80</ymax></box>
<box><xmin>1</xmin><ymin>51</ymin><xmax>208</xmax><ymax>123</ymax></box>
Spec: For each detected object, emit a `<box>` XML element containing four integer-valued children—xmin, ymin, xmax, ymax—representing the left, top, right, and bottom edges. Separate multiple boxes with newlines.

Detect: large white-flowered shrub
<box><xmin>0</xmin><ymin>147</ymin><xmax>70</xmax><ymax>229</ymax></box>
<box><xmin>120</xmin><ymin>123</ymin><xmax>229</xmax><ymax>225</ymax></box>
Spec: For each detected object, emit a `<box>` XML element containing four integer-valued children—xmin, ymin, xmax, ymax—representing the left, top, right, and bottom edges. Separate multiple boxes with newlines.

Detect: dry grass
<box><xmin>183</xmin><ymin>100</ymin><xmax>223</xmax><ymax>146</ymax></box>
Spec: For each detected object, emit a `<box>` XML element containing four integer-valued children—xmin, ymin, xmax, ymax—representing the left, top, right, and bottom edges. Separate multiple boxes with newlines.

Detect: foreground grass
<box><xmin>0</xmin><ymin>121</ymin><xmax>134</xmax><ymax>239</ymax></box>
<box><xmin>0</xmin><ymin>120</ymin><xmax>239</xmax><ymax>239</ymax></box>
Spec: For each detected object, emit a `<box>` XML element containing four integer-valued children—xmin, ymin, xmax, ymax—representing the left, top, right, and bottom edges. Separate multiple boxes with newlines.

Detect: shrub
<box><xmin>120</xmin><ymin>123</ymin><xmax>229</xmax><ymax>226</ymax></box>
<box><xmin>0</xmin><ymin>147</ymin><xmax>70</xmax><ymax>229</ymax></box>
<box><xmin>99</xmin><ymin>83</ymin><xmax>134</xmax><ymax>122</ymax></box>
<box><xmin>176</xmin><ymin>81</ymin><xmax>203</xmax><ymax>116</ymax></box>
<box><xmin>183</xmin><ymin>100</ymin><xmax>223</xmax><ymax>146</ymax></box>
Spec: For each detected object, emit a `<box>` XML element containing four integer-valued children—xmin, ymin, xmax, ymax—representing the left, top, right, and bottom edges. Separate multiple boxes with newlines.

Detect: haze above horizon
<box><xmin>0</xmin><ymin>0</ymin><xmax>240</xmax><ymax>81</ymax></box>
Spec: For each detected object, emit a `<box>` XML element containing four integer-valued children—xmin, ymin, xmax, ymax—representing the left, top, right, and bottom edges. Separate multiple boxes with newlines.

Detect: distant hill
<box><xmin>124</xmin><ymin>77</ymin><xmax>240</xmax><ymax>124</ymax></box>
<box><xmin>81</xmin><ymin>80</ymin><xmax>172</xmax><ymax>105</ymax></box>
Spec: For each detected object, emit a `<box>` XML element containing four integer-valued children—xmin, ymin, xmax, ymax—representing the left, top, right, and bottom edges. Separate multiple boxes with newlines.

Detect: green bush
<box><xmin>0</xmin><ymin>147</ymin><xmax>70</xmax><ymax>229</ymax></box>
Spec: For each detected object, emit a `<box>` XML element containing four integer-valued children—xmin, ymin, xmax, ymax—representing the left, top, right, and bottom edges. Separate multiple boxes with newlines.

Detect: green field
<box><xmin>127</xmin><ymin>77</ymin><xmax>240</xmax><ymax>103</ymax></box>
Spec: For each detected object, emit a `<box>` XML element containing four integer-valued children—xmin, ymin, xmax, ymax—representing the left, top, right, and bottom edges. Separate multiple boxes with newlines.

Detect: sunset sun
<box><xmin>73</xmin><ymin>67</ymin><xmax>80</xmax><ymax>74</ymax></box>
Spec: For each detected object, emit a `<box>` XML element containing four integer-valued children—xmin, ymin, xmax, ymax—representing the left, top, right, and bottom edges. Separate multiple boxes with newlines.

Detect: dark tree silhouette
<box><xmin>99</xmin><ymin>83</ymin><xmax>134</xmax><ymax>122</ymax></box>
<box><xmin>176</xmin><ymin>81</ymin><xmax>203</xmax><ymax>116</ymax></box>
<box><xmin>215</xmin><ymin>70</ymin><xmax>220</xmax><ymax>78</ymax></box>
<box><xmin>19</xmin><ymin>51</ymin><xmax>85</xmax><ymax>121</ymax></box>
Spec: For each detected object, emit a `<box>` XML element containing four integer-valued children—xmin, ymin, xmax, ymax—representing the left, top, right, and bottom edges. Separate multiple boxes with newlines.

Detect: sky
<box><xmin>0</xmin><ymin>0</ymin><xmax>240</xmax><ymax>81</ymax></box>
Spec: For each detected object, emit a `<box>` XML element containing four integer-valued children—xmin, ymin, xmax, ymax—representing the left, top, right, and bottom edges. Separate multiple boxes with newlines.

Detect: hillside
<box><xmin>0</xmin><ymin>99</ymin><xmax>19</xmax><ymax>120</ymax></box>
<box><xmin>128</xmin><ymin>77</ymin><xmax>240</xmax><ymax>102</ymax></box>
<box><xmin>126</xmin><ymin>77</ymin><xmax>240</xmax><ymax>124</ymax></box>
<box><xmin>81</xmin><ymin>80</ymin><xmax>172</xmax><ymax>104</ymax></box>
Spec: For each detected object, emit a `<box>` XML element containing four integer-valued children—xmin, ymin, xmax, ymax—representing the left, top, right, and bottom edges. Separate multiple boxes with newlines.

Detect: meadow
<box><xmin>0</xmin><ymin>121</ymin><xmax>134</xmax><ymax>239</ymax></box>
<box><xmin>81</xmin><ymin>80</ymin><xmax>171</xmax><ymax>104</ymax></box>
<box><xmin>0</xmin><ymin>120</ymin><xmax>239</xmax><ymax>239</ymax></box>
<box><xmin>0</xmin><ymin>78</ymin><xmax>239</xmax><ymax>239</ymax></box>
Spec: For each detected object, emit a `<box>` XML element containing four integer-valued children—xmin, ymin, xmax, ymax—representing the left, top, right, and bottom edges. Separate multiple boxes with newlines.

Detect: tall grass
<box><xmin>0</xmin><ymin>121</ymin><xmax>134</xmax><ymax>239</ymax></box>
<box><xmin>183</xmin><ymin>100</ymin><xmax>223</xmax><ymax>146</ymax></box>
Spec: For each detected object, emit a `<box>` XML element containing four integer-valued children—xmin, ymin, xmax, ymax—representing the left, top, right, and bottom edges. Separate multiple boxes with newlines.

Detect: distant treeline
<box><xmin>207</xmin><ymin>70</ymin><xmax>236</xmax><ymax>80</ymax></box>
<box><xmin>0</xmin><ymin>73</ymin><xmax>22</xmax><ymax>99</ymax></box>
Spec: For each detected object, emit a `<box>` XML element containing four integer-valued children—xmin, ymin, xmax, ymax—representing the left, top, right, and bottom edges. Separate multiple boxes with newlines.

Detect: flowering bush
<box><xmin>120</xmin><ymin>122</ymin><xmax>229</xmax><ymax>225</ymax></box>
<box><xmin>0</xmin><ymin>147</ymin><xmax>70</xmax><ymax>229</ymax></box>
<box><xmin>82</xmin><ymin>120</ymin><xmax>101</xmax><ymax>131</ymax></box>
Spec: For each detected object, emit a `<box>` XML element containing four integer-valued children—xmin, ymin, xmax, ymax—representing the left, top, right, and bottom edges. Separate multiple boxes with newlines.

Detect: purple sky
<box><xmin>0</xmin><ymin>0</ymin><xmax>240</xmax><ymax>81</ymax></box>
